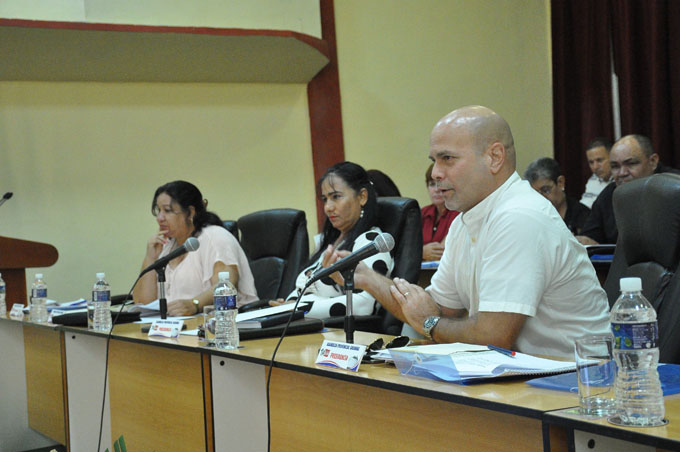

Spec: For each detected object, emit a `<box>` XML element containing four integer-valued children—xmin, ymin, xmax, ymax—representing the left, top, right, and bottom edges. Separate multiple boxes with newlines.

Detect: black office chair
<box><xmin>222</xmin><ymin>220</ymin><xmax>239</xmax><ymax>242</ymax></box>
<box><xmin>602</xmin><ymin>174</ymin><xmax>680</xmax><ymax>363</ymax></box>
<box><xmin>603</xmin><ymin>173</ymin><xmax>680</xmax><ymax>305</ymax></box>
<box><xmin>325</xmin><ymin>197</ymin><xmax>423</xmax><ymax>335</ymax></box>
<box><xmin>237</xmin><ymin>208</ymin><xmax>309</xmax><ymax>303</ymax></box>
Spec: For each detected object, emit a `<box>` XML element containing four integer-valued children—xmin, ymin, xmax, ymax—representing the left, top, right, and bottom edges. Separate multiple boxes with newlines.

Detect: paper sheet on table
<box><xmin>24</xmin><ymin>298</ymin><xmax>86</xmax><ymax>312</ymax></box>
<box><xmin>134</xmin><ymin>315</ymin><xmax>194</xmax><ymax>324</ymax></box>
<box><xmin>371</xmin><ymin>342</ymin><xmax>489</xmax><ymax>360</ymax></box>
<box><xmin>235</xmin><ymin>302</ymin><xmax>309</xmax><ymax>322</ymax></box>
<box><xmin>388</xmin><ymin>343</ymin><xmax>575</xmax><ymax>384</ymax></box>
<box><xmin>127</xmin><ymin>299</ymin><xmax>162</xmax><ymax>317</ymax></box>
<box><xmin>128</xmin><ymin>300</ymin><xmax>308</xmax><ymax>320</ymax></box>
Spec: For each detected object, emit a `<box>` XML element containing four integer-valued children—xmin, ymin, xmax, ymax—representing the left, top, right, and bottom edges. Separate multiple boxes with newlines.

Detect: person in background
<box><xmin>524</xmin><ymin>157</ymin><xmax>590</xmax><ymax>235</ymax></box>
<box><xmin>421</xmin><ymin>163</ymin><xmax>459</xmax><ymax>261</ymax></box>
<box><xmin>367</xmin><ymin>169</ymin><xmax>401</xmax><ymax>197</ymax></box>
<box><xmin>580</xmin><ymin>138</ymin><xmax>612</xmax><ymax>209</ymax></box>
<box><xmin>271</xmin><ymin>162</ymin><xmax>394</xmax><ymax>319</ymax></box>
<box><xmin>577</xmin><ymin>134</ymin><xmax>679</xmax><ymax>245</ymax></box>
<box><xmin>133</xmin><ymin>180</ymin><xmax>258</xmax><ymax>315</ymax></box>
<box><xmin>323</xmin><ymin>106</ymin><xmax>609</xmax><ymax>358</ymax></box>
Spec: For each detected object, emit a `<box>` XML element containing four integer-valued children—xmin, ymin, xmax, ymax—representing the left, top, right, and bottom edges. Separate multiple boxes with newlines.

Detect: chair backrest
<box><xmin>602</xmin><ymin>173</ymin><xmax>680</xmax><ymax>363</ymax></box>
<box><xmin>222</xmin><ymin>220</ymin><xmax>239</xmax><ymax>242</ymax></box>
<box><xmin>375</xmin><ymin>197</ymin><xmax>423</xmax><ymax>335</ymax></box>
<box><xmin>603</xmin><ymin>173</ymin><xmax>680</xmax><ymax>305</ymax></box>
<box><xmin>655</xmin><ymin>271</ymin><xmax>680</xmax><ymax>364</ymax></box>
<box><xmin>237</xmin><ymin>208</ymin><xmax>309</xmax><ymax>301</ymax></box>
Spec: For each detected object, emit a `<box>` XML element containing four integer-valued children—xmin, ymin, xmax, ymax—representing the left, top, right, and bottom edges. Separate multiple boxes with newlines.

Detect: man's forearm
<box><xmin>429</xmin><ymin>311</ymin><xmax>526</xmax><ymax>349</ymax></box>
<box><xmin>358</xmin><ymin>271</ymin><xmax>407</xmax><ymax>323</ymax></box>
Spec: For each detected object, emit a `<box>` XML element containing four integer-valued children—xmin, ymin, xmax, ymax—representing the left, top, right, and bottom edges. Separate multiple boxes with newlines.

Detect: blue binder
<box><xmin>526</xmin><ymin>363</ymin><xmax>680</xmax><ymax>396</ymax></box>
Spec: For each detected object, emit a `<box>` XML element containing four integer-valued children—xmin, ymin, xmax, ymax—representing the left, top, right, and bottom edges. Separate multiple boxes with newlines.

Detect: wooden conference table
<box><xmin>3</xmin><ymin>316</ymin><xmax>680</xmax><ymax>452</ymax></box>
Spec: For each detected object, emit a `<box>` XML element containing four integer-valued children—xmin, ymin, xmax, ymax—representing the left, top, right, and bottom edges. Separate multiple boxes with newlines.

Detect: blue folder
<box><xmin>526</xmin><ymin>363</ymin><xmax>680</xmax><ymax>396</ymax></box>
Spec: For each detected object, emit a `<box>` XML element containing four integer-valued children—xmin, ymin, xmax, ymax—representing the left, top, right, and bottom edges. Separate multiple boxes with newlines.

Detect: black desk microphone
<box><xmin>0</xmin><ymin>192</ymin><xmax>13</xmax><ymax>207</ymax></box>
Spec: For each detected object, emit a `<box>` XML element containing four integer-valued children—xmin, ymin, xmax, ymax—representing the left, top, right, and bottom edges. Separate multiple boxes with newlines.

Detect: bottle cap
<box><xmin>218</xmin><ymin>271</ymin><xmax>230</xmax><ymax>281</ymax></box>
<box><xmin>35</xmin><ymin>273</ymin><xmax>43</xmax><ymax>279</ymax></box>
<box><xmin>620</xmin><ymin>277</ymin><xmax>642</xmax><ymax>292</ymax></box>
<box><xmin>96</xmin><ymin>272</ymin><xmax>106</xmax><ymax>279</ymax></box>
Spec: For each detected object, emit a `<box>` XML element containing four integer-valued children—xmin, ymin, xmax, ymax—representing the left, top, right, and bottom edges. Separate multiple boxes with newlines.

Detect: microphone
<box><xmin>139</xmin><ymin>236</ymin><xmax>200</xmax><ymax>276</ymax></box>
<box><xmin>308</xmin><ymin>232</ymin><xmax>394</xmax><ymax>285</ymax></box>
<box><xmin>0</xmin><ymin>192</ymin><xmax>13</xmax><ymax>207</ymax></box>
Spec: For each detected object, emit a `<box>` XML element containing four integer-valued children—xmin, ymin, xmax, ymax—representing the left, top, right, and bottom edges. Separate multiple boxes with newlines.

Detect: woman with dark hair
<box><xmin>133</xmin><ymin>180</ymin><xmax>257</xmax><ymax>315</ymax></box>
<box><xmin>367</xmin><ymin>169</ymin><xmax>401</xmax><ymax>197</ymax></box>
<box><xmin>422</xmin><ymin>163</ymin><xmax>459</xmax><ymax>261</ymax></box>
<box><xmin>271</xmin><ymin>162</ymin><xmax>393</xmax><ymax>318</ymax></box>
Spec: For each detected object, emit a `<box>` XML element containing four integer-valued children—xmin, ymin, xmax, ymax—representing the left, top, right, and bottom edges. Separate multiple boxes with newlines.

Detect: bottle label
<box><xmin>611</xmin><ymin>321</ymin><xmax>658</xmax><ymax>349</ymax></box>
<box><xmin>32</xmin><ymin>288</ymin><xmax>47</xmax><ymax>298</ymax></box>
<box><xmin>214</xmin><ymin>295</ymin><xmax>237</xmax><ymax>310</ymax></box>
<box><xmin>0</xmin><ymin>284</ymin><xmax>5</xmax><ymax>291</ymax></box>
<box><xmin>92</xmin><ymin>290</ymin><xmax>111</xmax><ymax>302</ymax></box>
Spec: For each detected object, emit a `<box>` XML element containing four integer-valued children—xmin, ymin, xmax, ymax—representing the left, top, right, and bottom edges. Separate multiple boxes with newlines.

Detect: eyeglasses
<box><xmin>363</xmin><ymin>335</ymin><xmax>410</xmax><ymax>363</ymax></box>
<box><xmin>538</xmin><ymin>183</ymin><xmax>555</xmax><ymax>196</ymax></box>
<box><xmin>152</xmin><ymin>206</ymin><xmax>182</xmax><ymax>217</ymax></box>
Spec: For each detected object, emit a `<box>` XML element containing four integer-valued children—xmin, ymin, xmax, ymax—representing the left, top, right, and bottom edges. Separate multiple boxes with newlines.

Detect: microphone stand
<box><xmin>156</xmin><ymin>267</ymin><xmax>168</xmax><ymax>319</ymax></box>
<box><xmin>341</xmin><ymin>266</ymin><xmax>357</xmax><ymax>344</ymax></box>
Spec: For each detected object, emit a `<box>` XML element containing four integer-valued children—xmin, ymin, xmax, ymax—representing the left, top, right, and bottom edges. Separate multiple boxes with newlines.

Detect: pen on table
<box><xmin>488</xmin><ymin>344</ymin><xmax>516</xmax><ymax>358</ymax></box>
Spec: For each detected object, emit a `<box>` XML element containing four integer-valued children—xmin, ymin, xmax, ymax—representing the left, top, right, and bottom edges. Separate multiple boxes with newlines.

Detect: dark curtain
<box><xmin>611</xmin><ymin>0</ymin><xmax>680</xmax><ymax>168</ymax></box>
<box><xmin>552</xmin><ymin>0</ymin><xmax>680</xmax><ymax>192</ymax></box>
<box><xmin>551</xmin><ymin>0</ymin><xmax>614</xmax><ymax>198</ymax></box>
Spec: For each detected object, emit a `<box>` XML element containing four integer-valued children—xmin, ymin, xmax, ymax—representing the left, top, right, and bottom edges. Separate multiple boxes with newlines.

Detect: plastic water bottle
<box><xmin>214</xmin><ymin>271</ymin><xmax>239</xmax><ymax>350</ymax></box>
<box><xmin>31</xmin><ymin>273</ymin><xmax>48</xmax><ymax>324</ymax></box>
<box><xmin>0</xmin><ymin>272</ymin><xmax>6</xmax><ymax>317</ymax></box>
<box><xmin>92</xmin><ymin>272</ymin><xmax>112</xmax><ymax>332</ymax></box>
<box><xmin>610</xmin><ymin>277</ymin><xmax>665</xmax><ymax>426</ymax></box>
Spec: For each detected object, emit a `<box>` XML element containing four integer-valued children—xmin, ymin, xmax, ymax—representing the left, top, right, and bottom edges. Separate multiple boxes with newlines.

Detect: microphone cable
<box><xmin>265</xmin><ymin>280</ymin><xmax>314</xmax><ymax>452</ymax></box>
<box><xmin>96</xmin><ymin>275</ymin><xmax>141</xmax><ymax>452</ymax></box>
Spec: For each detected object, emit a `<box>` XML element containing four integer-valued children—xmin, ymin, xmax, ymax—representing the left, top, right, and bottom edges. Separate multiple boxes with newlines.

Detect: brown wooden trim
<box><xmin>60</xmin><ymin>331</ymin><xmax>70</xmax><ymax>451</ymax></box>
<box><xmin>0</xmin><ymin>18</ymin><xmax>329</xmax><ymax>58</ymax></box>
<box><xmin>308</xmin><ymin>0</ymin><xmax>345</xmax><ymax>230</ymax></box>
<box><xmin>201</xmin><ymin>353</ymin><xmax>215</xmax><ymax>452</ymax></box>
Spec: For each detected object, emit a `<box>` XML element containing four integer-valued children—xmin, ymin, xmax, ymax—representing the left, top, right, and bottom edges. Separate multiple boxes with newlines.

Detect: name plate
<box><xmin>49</xmin><ymin>309</ymin><xmax>67</xmax><ymax>323</ymax></box>
<box><xmin>148</xmin><ymin>319</ymin><xmax>184</xmax><ymax>338</ymax></box>
<box><xmin>315</xmin><ymin>340</ymin><xmax>367</xmax><ymax>372</ymax></box>
<box><xmin>9</xmin><ymin>304</ymin><xmax>24</xmax><ymax>320</ymax></box>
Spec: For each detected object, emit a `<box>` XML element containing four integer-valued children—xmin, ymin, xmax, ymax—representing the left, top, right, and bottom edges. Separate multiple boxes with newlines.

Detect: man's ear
<box><xmin>649</xmin><ymin>153</ymin><xmax>660</xmax><ymax>171</ymax></box>
<box><xmin>487</xmin><ymin>142</ymin><xmax>506</xmax><ymax>174</ymax></box>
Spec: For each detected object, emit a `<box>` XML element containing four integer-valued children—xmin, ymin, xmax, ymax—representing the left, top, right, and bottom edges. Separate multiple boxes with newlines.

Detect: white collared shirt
<box><xmin>580</xmin><ymin>174</ymin><xmax>611</xmax><ymax>208</ymax></box>
<box><xmin>428</xmin><ymin>172</ymin><xmax>610</xmax><ymax>358</ymax></box>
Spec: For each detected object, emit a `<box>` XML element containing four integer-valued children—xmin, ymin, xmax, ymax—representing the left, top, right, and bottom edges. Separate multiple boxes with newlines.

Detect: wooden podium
<box><xmin>0</xmin><ymin>236</ymin><xmax>58</xmax><ymax>310</ymax></box>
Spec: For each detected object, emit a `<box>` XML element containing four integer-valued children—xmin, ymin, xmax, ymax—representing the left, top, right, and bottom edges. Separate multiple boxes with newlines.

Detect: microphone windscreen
<box><xmin>3</xmin><ymin>192</ymin><xmax>12</xmax><ymax>200</ymax></box>
<box><xmin>375</xmin><ymin>232</ymin><xmax>395</xmax><ymax>253</ymax></box>
<box><xmin>185</xmin><ymin>237</ymin><xmax>200</xmax><ymax>252</ymax></box>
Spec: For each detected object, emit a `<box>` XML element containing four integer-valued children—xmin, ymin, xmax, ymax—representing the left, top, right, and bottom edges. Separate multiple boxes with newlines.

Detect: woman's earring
<box><xmin>360</xmin><ymin>208</ymin><xmax>364</xmax><ymax>219</ymax></box>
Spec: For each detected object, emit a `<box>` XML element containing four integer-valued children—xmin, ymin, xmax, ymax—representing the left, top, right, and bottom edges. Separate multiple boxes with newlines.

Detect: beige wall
<box><xmin>0</xmin><ymin>82</ymin><xmax>316</xmax><ymax>300</ymax></box>
<box><xmin>0</xmin><ymin>0</ymin><xmax>553</xmax><ymax>301</ymax></box>
<box><xmin>335</xmin><ymin>0</ymin><xmax>553</xmax><ymax>208</ymax></box>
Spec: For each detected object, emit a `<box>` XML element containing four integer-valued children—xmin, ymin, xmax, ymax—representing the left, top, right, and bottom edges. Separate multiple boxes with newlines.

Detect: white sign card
<box><xmin>148</xmin><ymin>319</ymin><xmax>184</xmax><ymax>338</ymax></box>
<box><xmin>9</xmin><ymin>304</ymin><xmax>24</xmax><ymax>320</ymax></box>
<box><xmin>315</xmin><ymin>340</ymin><xmax>367</xmax><ymax>372</ymax></box>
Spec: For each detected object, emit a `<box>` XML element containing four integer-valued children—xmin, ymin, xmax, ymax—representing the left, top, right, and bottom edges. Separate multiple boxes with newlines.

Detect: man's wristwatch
<box><xmin>423</xmin><ymin>315</ymin><xmax>441</xmax><ymax>341</ymax></box>
<box><xmin>192</xmin><ymin>299</ymin><xmax>201</xmax><ymax>314</ymax></box>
